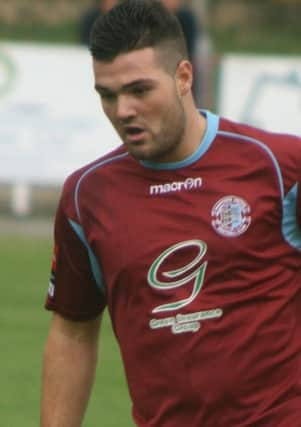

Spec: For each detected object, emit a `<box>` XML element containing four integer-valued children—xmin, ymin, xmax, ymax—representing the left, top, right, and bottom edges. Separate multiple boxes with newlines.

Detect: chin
<box><xmin>128</xmin><ymin>149</ymin><xmax>152</xmax><ymax>161</ymax></box>
<box><xmin>126</xmin><ymin>143</ymin><xmax>153</xmax><ymax>161</ymax></box>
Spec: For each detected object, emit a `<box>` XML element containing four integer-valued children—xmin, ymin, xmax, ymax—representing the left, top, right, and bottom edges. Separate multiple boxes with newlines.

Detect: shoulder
<box><xmin>218</xmin><ymin>116</ymin><xmax>301</xmax><ymax>161</ymax></box>
<box><xmin>65</xmin><ymin>145</ymin><xmax>127</xmax><ymax>186</ymax></box>
<box><xmin>218</xmin><ymin>116</ymin><xmax>301</xmax><ymax>190</ymax></box>
<box><xmin>60</xmin><ymin>145</ymin><xmax>129</xmax><ymax>210</ymax></box>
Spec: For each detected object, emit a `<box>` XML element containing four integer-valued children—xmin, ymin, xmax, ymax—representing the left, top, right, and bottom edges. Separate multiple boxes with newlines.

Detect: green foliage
<box><xmin>212</xmin><ymin>26</ymin><xmax>301</xmax><ymax>54</ymax></box>
<box><xmin>0</xmin><ymin>21</ymin><xmax>78</xmax><ymax>44</ymax></box>
<box><xmin>208</xmin><ymin>1</ymin><xmax>301</xmax><ymax>54</ymax></box>
<box><xmin>0</xmin><ymin>3</ymin><xmax>301</xmax><ymax>54</ymax></box>
<box><xmin>1</xmin><ymin>235</ymin><xmax>133</xmax><ymax>426</ymax></box>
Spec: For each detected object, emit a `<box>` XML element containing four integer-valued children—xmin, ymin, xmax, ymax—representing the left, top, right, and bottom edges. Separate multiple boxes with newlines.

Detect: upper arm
<box><xmin>41</xmin><ymin>313</ymin><xmax>103</xmax><ymax>426</ymax></box>
<box><xmin>44</xmin><ymin>312</ymin><xmax>103</xmax><ymax>362</ymax></box>
<box><xmin>45</xmin><ymin>188</ymin><xmax>106</xmax><ymax>321</ymax></box>
<box><xmin>48</xmin><ymin>312</ymin><xmax>103</xmax><ymax>344</ymax></box>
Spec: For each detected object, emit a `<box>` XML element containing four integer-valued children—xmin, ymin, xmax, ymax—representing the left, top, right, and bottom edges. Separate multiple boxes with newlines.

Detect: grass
<box><xmin>1</xmin><ymin>234</ymin><xmax>133</xmax><ymax>426</ymax></box>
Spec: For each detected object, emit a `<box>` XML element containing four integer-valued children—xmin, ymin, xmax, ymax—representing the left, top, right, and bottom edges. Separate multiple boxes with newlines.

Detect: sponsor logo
<box><xmin>211</xmin><ymin>196</ymin><xmax>251</xmax><ymax>237</ymax></box>
<box><xmin>148</xmin><ymin>240</ymin><xmax>208</xmax><ymax>313</ymax></box>
<box><xmin>149</xmin><ymin>308</ymin><xmax>223</xmax><ymax>335</ymax></box>
<box><xmin>147</xmin><ymin>240</ymin><xmax>223</xmax><ymax>335</ymax></box>
<box><xmin>149</xmin><ymin>177</ymin><xmax>202</xmax><ymax>195</ymax></box>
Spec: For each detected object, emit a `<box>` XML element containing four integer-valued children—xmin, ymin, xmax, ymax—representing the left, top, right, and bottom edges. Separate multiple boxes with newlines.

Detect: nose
<box><xmin>116</xmin><ymin>94</ymin><xmax>136</xmax><ymax>121</ymax></box>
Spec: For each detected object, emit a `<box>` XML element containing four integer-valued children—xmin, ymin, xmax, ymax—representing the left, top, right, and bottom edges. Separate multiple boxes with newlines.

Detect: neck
<box><xmin>178</xmin><ymin>105</ymin><xmax>206</xmax><ymax>160</ymax></box>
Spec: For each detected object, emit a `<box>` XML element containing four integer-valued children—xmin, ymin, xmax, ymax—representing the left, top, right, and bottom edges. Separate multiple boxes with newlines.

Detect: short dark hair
<box><xmin>89</xmin><ymin>0</ymin><xmax>188</xmax><ymax>72</ymax></box>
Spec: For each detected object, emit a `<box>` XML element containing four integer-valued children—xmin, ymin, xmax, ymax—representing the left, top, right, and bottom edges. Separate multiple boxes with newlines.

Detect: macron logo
<box><xmin>150</xmin><ymin>177</ymin><xmax>202</xmax><ymax>195</ymax></box>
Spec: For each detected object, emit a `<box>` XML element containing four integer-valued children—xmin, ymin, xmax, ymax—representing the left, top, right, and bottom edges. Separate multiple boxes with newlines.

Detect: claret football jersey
<box><xmin>46</xmin><ymin>110</ymin><xmax>301</xmax><ymax>427</ymax></box>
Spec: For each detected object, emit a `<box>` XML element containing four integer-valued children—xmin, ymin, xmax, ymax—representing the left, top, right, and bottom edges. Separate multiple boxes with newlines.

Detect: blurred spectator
<box><xmin>161</xmin><ymin>0</ymin><xmax>200</xmax><ymax>61</ymax></box>
<box><xmin>79</xmin><ymin>0</ymin><xmax>119</xmax><ymax>45</ymax></box>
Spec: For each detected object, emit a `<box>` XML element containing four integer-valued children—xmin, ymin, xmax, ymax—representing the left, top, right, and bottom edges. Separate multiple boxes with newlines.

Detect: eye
<box><xmin>131</xmin><ymin>86</ymin><xmax>151</xmax><ymax>97</ymax></box>
<box><xmin>100</xmin><ymin>92</ymin><xmax>116</xmax><ymax>102</ymax></box>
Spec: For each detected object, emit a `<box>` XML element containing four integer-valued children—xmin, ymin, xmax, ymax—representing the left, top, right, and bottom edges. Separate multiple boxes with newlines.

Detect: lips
<box><xmin>124</xmin><ymin>125</ymin><xmax>146</xmax><ymax>143</ymax></box>
<box><xmin>125</xmin><ymin>125</ymin><xmax>144</xmax><ymax>135</ymax></box>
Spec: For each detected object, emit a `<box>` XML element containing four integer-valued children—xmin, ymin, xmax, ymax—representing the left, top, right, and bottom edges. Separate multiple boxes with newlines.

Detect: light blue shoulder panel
<box><xmin>69</xmin><ymin>219</ymin><xmax>106</xmax><ymax>294</ymax></box>
<box><xmin>282</xmin><ymin>183</ymin><xmax>301</xmax><ymax>251</ymax></box>
<box><xmin>71</xmin><ymin>152</ymin><xmax>129</xmax><ymax>293</ymax></box>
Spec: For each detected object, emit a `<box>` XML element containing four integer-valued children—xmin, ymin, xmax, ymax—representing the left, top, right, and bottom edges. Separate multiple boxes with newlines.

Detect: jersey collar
<box><xmin>140</xmin><ymin>110</ymin><xmax>219</xmax><ymax>170</ymax></box>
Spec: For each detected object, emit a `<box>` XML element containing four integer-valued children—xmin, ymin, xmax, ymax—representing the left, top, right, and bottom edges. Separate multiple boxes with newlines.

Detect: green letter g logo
<box><xmin>148</xmin><ymin>240</ymin><xmax>208</xmax><ymax>313</ymax></box>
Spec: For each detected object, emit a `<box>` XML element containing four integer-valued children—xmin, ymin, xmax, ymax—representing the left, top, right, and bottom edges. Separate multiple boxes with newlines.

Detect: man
<box><xmin>41</xmin><ymin>1</ymin><xmax>301</xmax><ymax>426</ymax></box>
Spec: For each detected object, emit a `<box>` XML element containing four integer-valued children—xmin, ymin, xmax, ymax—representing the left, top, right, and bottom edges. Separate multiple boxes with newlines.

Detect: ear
<box><xmin>175</xmin><ymin>60</ymin><xmax>193</xmax><ymax>97</ymax></box>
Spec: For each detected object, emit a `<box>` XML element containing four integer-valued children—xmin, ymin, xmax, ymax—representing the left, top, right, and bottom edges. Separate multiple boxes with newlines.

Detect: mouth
<box><xmin>124</xmin><ymin>126</ymin><xmax>147</xmax><ymax>143</ymax></box>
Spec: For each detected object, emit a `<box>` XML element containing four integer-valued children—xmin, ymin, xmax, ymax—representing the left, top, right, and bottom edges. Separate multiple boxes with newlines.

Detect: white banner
<box><xmin>0</xmin><ymin>42</ymin><xmax>121</xmax><ymax>184</ymax></box>
<box><xmin>218</xmin><ymin>54</ymin><xmax>301</xmax><ymax>136</ymax></box>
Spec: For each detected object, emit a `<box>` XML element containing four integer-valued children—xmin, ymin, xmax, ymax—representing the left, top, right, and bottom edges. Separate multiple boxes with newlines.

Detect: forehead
<box><xmin>93</xmin><ymin>47</ymin><xmax>168</xmax><ymax>89</ymax></box>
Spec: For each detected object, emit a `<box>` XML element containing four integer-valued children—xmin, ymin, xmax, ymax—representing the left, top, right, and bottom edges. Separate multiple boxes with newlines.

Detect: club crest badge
<box><xmin>211</xmin><ymin>196</ymin><xmax>251</xmax><ymax>237</ymax></box>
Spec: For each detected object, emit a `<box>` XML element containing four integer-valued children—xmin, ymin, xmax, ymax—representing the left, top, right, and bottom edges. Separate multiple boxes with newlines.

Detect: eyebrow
<box><xmin>95</xmin><ymin>78</ymin><xmax>156</xmax><ymax>94</ymax></box>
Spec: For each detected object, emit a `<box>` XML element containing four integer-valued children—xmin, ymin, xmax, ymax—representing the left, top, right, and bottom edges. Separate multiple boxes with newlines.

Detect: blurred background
<box><xmin>1</xmin><ymin>0</ymin><xmax>300</xmax><ymax>426</ymax></box>
<box><xmin>0</xmin><ymin>0</ymin><xmax>301</xmax><ymax>219</ymax></box>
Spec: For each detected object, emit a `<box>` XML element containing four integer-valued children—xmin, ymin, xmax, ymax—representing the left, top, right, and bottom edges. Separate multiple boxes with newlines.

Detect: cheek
<box><xmin>143</xmin><ymin>92</ymin><xmax>173</xmax><ymax>121</ymax></box>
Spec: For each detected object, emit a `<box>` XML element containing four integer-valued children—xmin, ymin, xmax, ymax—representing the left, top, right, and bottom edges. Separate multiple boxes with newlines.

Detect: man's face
<box><xmin>93</xmin><ymin>47</ymin><xmax>188</xmax><ymax>163</ymax></box>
